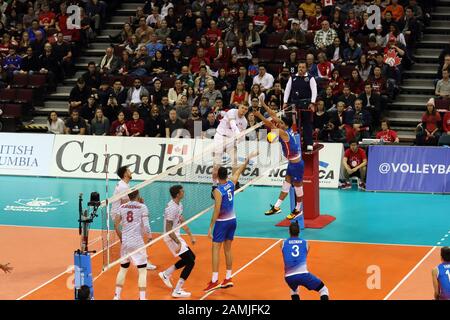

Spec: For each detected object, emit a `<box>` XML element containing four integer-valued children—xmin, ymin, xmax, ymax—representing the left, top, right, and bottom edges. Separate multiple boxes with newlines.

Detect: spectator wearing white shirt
<box><xmin>47</xmin><ymin>111</ymin><xmax>65</xmax><ymax>134</ymax></box>
<box><xmin>252</xmin><ymin>65</ymin><xmax>274</xmax><ymax>92</ymax></box>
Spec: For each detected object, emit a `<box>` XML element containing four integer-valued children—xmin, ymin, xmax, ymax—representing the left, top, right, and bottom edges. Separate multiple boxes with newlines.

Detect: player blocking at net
<box><xmin>282</xmin><ymin>221</ymin><xmax>329</xmax><ymax>300</ymax></box>
<box><xmin>253</xmin><ymin>104</ymin><xmax>304</xmax><ymax>220</ymax></box>
<box><xmin>113</xmin><ymin>190</ymin><xmax>151</xmax><ymax>300</ymax></box>
<box><xmin>211</xmin><ymin>103</ymin><xmax>249</xmax><ymax>197</ymax></box>
<box><xmin>158</xmin><ymin>185</ymin><xmax>197</xmax><ymax>298</ymax></box>
<box><xmin>204</xmin><ymin>150</ymin><xmax>258</xmax><ymax>292</ymax></box>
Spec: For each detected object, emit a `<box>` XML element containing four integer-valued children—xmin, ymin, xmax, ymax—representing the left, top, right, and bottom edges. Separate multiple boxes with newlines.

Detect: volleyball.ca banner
<box><xmin>0</xmin><ymin>133</ymin><xmax>54</xmax><ymax>176</ymax></box>
<box><xmin>367</xmin><ymin>145</ymin><xmax>450</xmax><ymax>193</ymax></box>
<box><xmin>48</xmin><ymin>135</ymin><xmax>342</xmax><ymax>188</ymax></box>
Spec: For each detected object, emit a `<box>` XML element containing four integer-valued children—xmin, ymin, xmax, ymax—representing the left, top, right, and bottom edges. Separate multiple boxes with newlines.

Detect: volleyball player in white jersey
<box><xmin>212</xmin><ymin>103</ymin><xmax>249</xmax><ymax>196</ymax></box>
<box><xmin>111</xmin><ymin>166</ymin><xmax>156</xmax><ymax>270</ymax></box>
<box><xmin>113</xmin><ymin>190</ymin><xmax>151</xmax><ymax>300</ymax></box>
<box><xmin>158</xmin><ymin>185</ymin><xmax>197</xmax><ymax>298</ymax></box>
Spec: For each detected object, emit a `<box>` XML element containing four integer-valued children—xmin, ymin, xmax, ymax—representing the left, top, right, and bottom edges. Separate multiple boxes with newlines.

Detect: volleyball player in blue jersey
<box><xmin>432</xmin><ymin>246</ymin><xmax>450</xmax><ymax>300</ymax></box>
<box><xmin>282</xmin><ymin>221</ymin><xmax>329</xmax><ymax>300</ymax></box>
<box><xmin>204</xmin><ymin>151</ymin><xmax>258</xmax><ymax>292</ymax></box>
<box><xmin>253</xmin><ymin>104</ymin><xmax>304</xmax><ymax>220</ymax></box>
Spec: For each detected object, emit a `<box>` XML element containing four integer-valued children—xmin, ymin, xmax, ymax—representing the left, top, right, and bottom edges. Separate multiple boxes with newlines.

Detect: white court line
<box><xmin>200</xmin><ymin>239</ymin><xmax>282</xmax><ymax>300</ymax></box>
<box><xmin>383</xmin><ymin>246</ymin><xmax>437</xmax><ymax>300</ymax></box>
<box><xmin>16</xmin><ymin>247</ymin><xmax>107</xmax><ymax>300</ymax></box>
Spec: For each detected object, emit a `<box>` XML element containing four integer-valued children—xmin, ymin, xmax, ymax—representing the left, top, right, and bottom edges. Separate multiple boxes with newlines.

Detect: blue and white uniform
<box><xmin>437</xmin><ymin>262</ymin><xmax>450</xmax><ymax>300</ymax></box>
<box><xmin>282</xmin><ymin>237</ymin><xmax>322</xmax><ymax>291</ymax></box>
<box><xmin>280</xmin><ymin>128</ymin><xmax>304</xmax><ymax>183</ymax></box>
<box><xmin>213</xmin><ymin>180</ymin><xmax>237</xmax><ymax>243</ymax></box>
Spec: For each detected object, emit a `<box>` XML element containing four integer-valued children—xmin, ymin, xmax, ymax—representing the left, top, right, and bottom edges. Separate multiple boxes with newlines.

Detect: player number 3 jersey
<box><xmin>282</xmin><ymin>237</ymin><xmax>309</xmax><ymax>277</ymax></box>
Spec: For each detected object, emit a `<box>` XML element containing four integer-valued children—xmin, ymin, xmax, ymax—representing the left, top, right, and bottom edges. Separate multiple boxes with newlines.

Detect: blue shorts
<box><xmin>213</xmin><ymin>219</ymin><xmax>237</xmax><ymax>243</ymax></box>
<box><xmin>286</xmin><ymin>160</ymin><xmax>304</xmax><ymax>183</ymax></box>
<box><xmin>285</xmin><ymin>272</ymin><xmax>322</xmax><ymax>291</ymax></box>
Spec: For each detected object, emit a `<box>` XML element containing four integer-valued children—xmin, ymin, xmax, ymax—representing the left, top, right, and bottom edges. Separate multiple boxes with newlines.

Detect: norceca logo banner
<box><xmin>367</xmin><ymin>145</ymin><xmax>450</xmax><ymax>193</ymax></box>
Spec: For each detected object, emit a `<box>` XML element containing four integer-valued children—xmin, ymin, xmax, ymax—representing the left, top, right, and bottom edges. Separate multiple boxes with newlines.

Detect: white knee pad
<box><xmin>116</xmin><ymin>267</ymin><xmax>128</xmax><ymax>286</ymax></box>
<box><xmin>138</xmin><ymin>267</ymin><xmax>147</xmax><ymax>288</ymax></box>
<box><xmin>281</xmin><ymin>181</ymin><xmax>291</xmax><ymax>193</ymax></box>
<box><xmin>294</xmin><ymin>186</ymin><xmax>304</xmax><ymax>197</ymax></box>
<box><xmin>319</xmin><ymin>286</ymin><xmax>329</xmax><ymax>297</ymax></box>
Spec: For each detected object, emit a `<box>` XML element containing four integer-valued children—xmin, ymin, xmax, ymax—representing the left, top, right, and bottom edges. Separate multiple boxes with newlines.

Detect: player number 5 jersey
<box><xmin>217</xmin><ymin>180</ymin><xmax>236</xmax><ymax>221</ymax></box>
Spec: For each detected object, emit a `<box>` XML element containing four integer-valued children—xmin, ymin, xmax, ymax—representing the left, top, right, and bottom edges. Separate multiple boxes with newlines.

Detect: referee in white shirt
<box><xmin>283</xmin><ymin>62</ymin><xmax>318</xmax><ymax>151</ymax></box>
<box><xmin>253</xmin><ymin>65</ymin><xmax>274</xmax><ymax>92</ymax></box>
<box><xmin>112</xmin><ymin>166</ymin><xmax>157</xmax><ymax>270</ymax></box>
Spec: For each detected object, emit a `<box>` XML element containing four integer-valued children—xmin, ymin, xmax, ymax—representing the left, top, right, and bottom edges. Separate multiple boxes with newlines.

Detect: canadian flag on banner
<box><xmin>323</xmin><ymin>0</ymin><xmax>334</xmax><ymax>7</ymax></box>
<box><xmin>167</xmin><ymin>144</ymin><xmax>189</xmax><ymax>155</ymax></box>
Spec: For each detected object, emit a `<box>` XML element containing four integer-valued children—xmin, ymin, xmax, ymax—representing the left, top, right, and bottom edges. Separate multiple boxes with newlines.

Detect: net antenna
<box><xmin>104</xmin><ymin>143</ymin><xmax>110</xmax><ymax>268</ymax></box>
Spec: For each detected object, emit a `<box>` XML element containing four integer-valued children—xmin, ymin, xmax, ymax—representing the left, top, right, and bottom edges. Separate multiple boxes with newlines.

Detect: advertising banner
<box><xmin>49</xmin><ymin>135</ymin><xmax>343</xmax><ymax>188</ymax></box>
<box><xmin>0</xmin><ymin>133</ymin><xmax>54</xmax><ymax>176</ymax></box>
<box><xmin>366</xmin><ymin>145</ymin><xmax>450</xmax><ymax>193</ymax></box>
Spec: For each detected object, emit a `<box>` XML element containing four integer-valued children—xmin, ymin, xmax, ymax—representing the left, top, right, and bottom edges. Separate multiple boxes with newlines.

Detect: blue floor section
<box><xmin>0</xmin><ymin>175</ymin><xmax>449</xmax><ymax>246</ymax></box>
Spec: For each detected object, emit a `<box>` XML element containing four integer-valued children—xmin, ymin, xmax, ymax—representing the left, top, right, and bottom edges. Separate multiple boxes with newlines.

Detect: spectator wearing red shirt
<box><xmin>348</xmin><ymin>69</ymin><xmax>365</xmax><ymax>96</ymax></box>
<box><xmin>38</xmin><ymin>4</ymin><xmax>56</xmax><ymax>31</ymax></box>
<box><xmin>127</xmin><ymin>110</ymin><xmax>145</xmax><ymax>137</ymax></box>
<box><xmin>317</xmin><ymin>52</ymin><xmax>333</xmax><ymax>81</ymax></box>
<box><xmin>189</xmin><ymin>47</ymin><xmax>211</xmax><ymax>74</ymax></box>
<box><xmin>56</xmin><ymin>2</ymin><xmax>81</xmax><ymax>42</ymax></box>
<box><xmin>205</xmin><ymin>20</ymin><xmax>222</xmax><ymax>46</ymax></box>
<box><xmin>110</xmin><ymin>111</ymin><xmax>130</xmax><ymax>136</ymax></box>
<box><xmin>443</xmin><ymin>112</ymin><xmax>450</xmax><ymax>135</ymax></box>
<box><xmin>308</xmin><ymin>3</ymin><xmax>327</xmax><ymax>32</ymax></box>
<box><xmin>416</xmin><ymin>99</ymin><xmax>442</xmax><ymax>146</ymax></box>
<box><xmin>376</xmin><ymin>120</ymin><xmax>400</xmax><ymax>143</ymax></box>
<box><xmin>342</xmin><ymin>140</ymin><xmax>368</xmax><ymax>190</ymax></box>
<box><xmin>253</xmin><ymin>7</ymin><xmax>269</xmax><ymax>35</ymax></box>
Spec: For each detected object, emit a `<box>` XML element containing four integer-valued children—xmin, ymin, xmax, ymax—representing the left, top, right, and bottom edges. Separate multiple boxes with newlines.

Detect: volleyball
<box><xmin>267</xmin><ymin>132</ymin><xmax>278</xmax><ymax>143</ymax></box>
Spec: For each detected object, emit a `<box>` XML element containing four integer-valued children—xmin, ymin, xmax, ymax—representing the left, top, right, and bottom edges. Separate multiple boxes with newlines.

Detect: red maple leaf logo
<box><xmin>383</xmin><ymin>49</ymin><xmax>402</xmax><ymax>67</ymax></box>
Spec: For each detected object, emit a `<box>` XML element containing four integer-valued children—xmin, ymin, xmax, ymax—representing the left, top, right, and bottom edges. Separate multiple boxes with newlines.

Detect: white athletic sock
<box><xmin>319</xmin><ymin>286</ymin><xmax>329</xmax><ymax>297</ymax></box>
<box><xmin>175</xmin><ymin>278</ymin><xmax>185</xmax><ymax>292</ymax></box>
<box><xmin>226</xmin><ymin>270</ymin><xmax>232</xmax><ymax>280</ymax></box>
<box><xmin>212</xmin><ymin>272</ymin><xmax>218</xmax><ymax>283</ymax></box>
<box><xmin>295</xmin><ymin>202</ymin><xmax>302</xmax><ymax>211</ymax></box>
<box><xmin>164</xmin><ymin>265</ymin><xmax>176</xmax><ymax>277</ymax></box>
<box><xmin>114</xmin><ymin>287</ymin><xmax>122</xmax><ymax>299</ymax></box>
<box><xmin>139</xmin><ymin>290</ymin><xmax>146</xmax><ymax>300</ymax></box>
<box><xmin>275</xmin><ymin>199</ymin><xmax>283</xmax><ymax>208</ymax></box>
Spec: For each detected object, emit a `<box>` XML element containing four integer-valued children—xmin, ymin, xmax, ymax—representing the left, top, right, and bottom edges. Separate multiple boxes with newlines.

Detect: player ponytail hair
<box><xmin>289</xmin><ymin>220</ymin><xmax>300</xmax><ymax>236</ymax></box>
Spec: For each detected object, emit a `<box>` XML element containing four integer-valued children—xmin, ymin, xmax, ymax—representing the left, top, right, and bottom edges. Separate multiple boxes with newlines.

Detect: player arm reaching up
<box><xmin>253</xmin><ymin>107</ymin><xmax>289</xmax><ymax>141</ymax></box>
<box><xmin>230</xmin><ymin>151</ymin><xmax>259</xmax><ymax>185</ymax></box>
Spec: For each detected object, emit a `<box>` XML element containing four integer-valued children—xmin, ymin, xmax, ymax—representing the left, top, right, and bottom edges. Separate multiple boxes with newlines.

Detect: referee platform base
<box><xmin>276</xmin><ymin>215</ymin><xmax>336</xmax><ymax>229</ymax></box>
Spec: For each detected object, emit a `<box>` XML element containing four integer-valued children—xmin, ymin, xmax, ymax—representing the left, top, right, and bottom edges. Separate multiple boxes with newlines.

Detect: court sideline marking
<box><xmin>383</xmin><ymin>246</ymin><xmax>437</xmax><ymax>300</ymax></box>
<box><xmin>200</xmin><ymin>238</ymin><xmax>283</xmax><ymax>300</ymax></box>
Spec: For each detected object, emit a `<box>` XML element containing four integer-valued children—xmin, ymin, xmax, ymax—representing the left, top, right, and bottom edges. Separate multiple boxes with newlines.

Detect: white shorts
<box><xmin>213</xmin><ymin>133</ymin><xmax>236</xmax><ymax>165</ymax></box>
<box><xmin>120</xmin><ymin>244</ymin><xmax>147</xmax><ymax>266</ymax></box>
<box><xmin>164</xmin><ymin>237</ymin><xmax>189</xmax><ymax>257</ymax></box>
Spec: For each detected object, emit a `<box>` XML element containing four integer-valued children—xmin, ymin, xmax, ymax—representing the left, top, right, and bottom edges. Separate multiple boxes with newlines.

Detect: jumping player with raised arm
<box><xmin>432</xmin><ymin>246</ymin><xmax>450</xmax><ymax>300</ymax></box>
<box><xmin>113</xmin><ymin>190</ymin><xmax>151</xmax><ymax>300</ymax></box>
<box><xmin>253</xmin><ymin>104</ymin><xmax>305</xmax><ymax>220</ymax></box>
<box><xmin>204</xmin><ymin>151</ymin><xmax>258</xmax><ymax>292</ymax></box>
<box><xmin>158</xmin><ymin>185</ymin><xmax>197</xmax><ymax>298</ymax></box>
<box><xmin>282</xmin><ymin>221</ymin><xmax>330</xmax><ymax>300</ymax></box>
<box><xmin>211</xmin><ymin>103</ymin><xmax>249</xmax><ymax>197</ymax></box>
